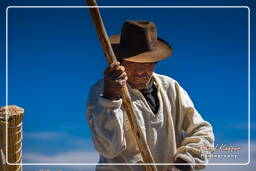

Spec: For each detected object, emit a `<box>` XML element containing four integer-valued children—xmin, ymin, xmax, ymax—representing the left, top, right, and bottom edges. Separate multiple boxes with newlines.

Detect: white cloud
<box><xmin>24</xmin><ymin>131</ymin><xmax>67</xmax><ymax>140</ymax></box>
<box><xmin>23</xmin><ymin>150</ymin><xmax>99</xmax><ymax>163</ymax></box>
<box><xmin>23</xmin><ymin>131</ymin><xmax>95</xmax><ymax>151</ymax></box>
<box><xmin>221</xmin><ymin>122</ymin><xmax>256</xmax><ymax>131</ymax></box>
<box><xmin>23</xmin><ymin>131</ymin><xmax>98</xmax><ymax>164</ymax></box>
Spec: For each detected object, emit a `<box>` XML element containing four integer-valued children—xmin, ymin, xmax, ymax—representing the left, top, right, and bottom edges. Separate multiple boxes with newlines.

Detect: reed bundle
<box><xmin>0</xmin><ymin>105</ymin><xmax>24</xmax><ymax>171</ymax></box>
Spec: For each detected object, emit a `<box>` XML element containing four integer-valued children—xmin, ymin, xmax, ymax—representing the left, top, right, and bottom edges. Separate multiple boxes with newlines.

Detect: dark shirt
<box><xmin>139</xmin><ymin>79</ymin><xmax>159</xmax><ymax>114</ymax></box>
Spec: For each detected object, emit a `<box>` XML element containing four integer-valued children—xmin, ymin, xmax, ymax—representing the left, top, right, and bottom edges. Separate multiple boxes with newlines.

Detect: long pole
<box><xmin>86</xmin><ymin>1</ymin><xmax>158</xmax><ymax>171</ymax></box>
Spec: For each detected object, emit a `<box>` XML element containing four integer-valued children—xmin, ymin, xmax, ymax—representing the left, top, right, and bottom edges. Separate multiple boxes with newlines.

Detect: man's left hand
<box><xmin>167</xmin><ymin>166</ymin><xmax>182</xmax><ymax>171</ymax></box>
<box><xmin>172</xmin><ymin>158</ymin><xmax>192</xmax><ymax>171</ymax></box>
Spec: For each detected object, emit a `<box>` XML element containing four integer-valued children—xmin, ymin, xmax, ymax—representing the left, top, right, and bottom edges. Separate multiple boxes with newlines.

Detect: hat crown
<box><xmin>110</xmin><ymin>20</ymin><xmax>172</xmax><ymax>63</ymax></box>
<box><xmin>119</xmin><ymin>21</ymin><xmax>159</xmax><ymax>54</ymax></box>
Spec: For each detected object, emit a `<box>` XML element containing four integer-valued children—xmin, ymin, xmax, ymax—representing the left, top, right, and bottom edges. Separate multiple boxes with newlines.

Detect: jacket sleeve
<box><xmin>86</xmin><ymin>83</ymin><xmax>126</xmax><ymax>159</ymax></box>
<box><xmin>174</xmin><ymin>83</ymin><xmax>215</xmax><ymax>170</ymax></box>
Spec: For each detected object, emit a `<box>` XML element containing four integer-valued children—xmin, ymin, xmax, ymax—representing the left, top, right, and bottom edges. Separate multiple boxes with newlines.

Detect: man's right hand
<box><xmin>103</xmin><ymin>61</ymin><xmax>128</xmax><ymax>100</ymax></box>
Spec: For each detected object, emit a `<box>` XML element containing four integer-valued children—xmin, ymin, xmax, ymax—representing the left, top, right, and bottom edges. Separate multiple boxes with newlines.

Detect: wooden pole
<box><xmin>0</xmin><ymin>105</ymin><xmax>24</xmax><ymax>171</ymax></box>
<box><xmin>86</xmin><ymin>1</ymin><xmax>158</xmax><ymax>171</ymax></box>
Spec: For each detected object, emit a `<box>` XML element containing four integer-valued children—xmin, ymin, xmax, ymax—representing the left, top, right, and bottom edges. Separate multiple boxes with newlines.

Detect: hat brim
<box><xmin>110</xmin><ymin>34</ymin><xmax>173</xmax><ymax>63</ymax></box>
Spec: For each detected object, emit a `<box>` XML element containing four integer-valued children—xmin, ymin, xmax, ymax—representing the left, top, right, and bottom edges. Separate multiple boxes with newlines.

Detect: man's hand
<box><xmin>173</xmin><ymin>158</ymin><xmax>193</xmax><ymax>171</ymax></box>
<box><xmin>103</xmin><ymin>61</ymin><xmax>128</xmax><ymax>100</ymax></box>
<box><xmin>167</xmin><ymin>158</ymin><xmax>193</xmax><ymax>171</ymax></box>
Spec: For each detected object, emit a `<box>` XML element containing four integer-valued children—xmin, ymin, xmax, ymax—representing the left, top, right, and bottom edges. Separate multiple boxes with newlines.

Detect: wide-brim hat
<box><xmin>110</xmin><ymin>20</ymin><xmax>172</xmax><ymax>63</ymax></box>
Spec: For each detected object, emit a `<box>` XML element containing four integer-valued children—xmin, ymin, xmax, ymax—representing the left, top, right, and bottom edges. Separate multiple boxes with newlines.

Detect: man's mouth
<box><xmin>134</xmin><ymin>76</ymin><xmax>148</xmax><ymax>81</ymax></box>
<box><xmin>134</xmin><ymin>73</ymin><xmax>149</xmax><ymax>79</ymax></box>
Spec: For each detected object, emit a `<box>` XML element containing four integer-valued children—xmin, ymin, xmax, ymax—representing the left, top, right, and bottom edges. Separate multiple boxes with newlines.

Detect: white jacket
<box><xmin>86</xmin><ymin>73</ymin><xmax>214</xmax><ymax>171</ymax></box>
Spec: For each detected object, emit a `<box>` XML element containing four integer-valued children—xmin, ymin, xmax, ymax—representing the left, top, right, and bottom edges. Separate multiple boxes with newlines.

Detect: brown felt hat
<box><xmin>110</xmin><ymin>20</ymin><xmax>172</xmax><ymax>63</ymax></box>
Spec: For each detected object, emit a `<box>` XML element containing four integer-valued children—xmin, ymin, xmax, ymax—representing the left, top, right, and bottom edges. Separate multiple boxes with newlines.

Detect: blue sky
<box><xmin>0</xmin><ymin>0</ymin><xmax>255</xmax><ymax>170</ymax></box>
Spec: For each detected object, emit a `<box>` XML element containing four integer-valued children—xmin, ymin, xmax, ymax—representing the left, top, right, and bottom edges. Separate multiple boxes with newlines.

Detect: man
<box><xmin>87</xmin><ymin>20</ymin><xmax>214</xmax><ymax>171</ymax></box>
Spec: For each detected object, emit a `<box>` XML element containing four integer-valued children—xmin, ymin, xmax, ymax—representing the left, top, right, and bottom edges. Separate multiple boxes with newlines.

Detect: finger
<box><xmin>109</xmin><ymin>61</ymin><xmax>121</xmax><ymax>72</ymax></box>
<box><xmin>116</xmin><ymin>71</ymin><xmax>127</xmax><ymax>81</ymax></box>
<box><xmin>104</xmin><ymin>61</ymin><xmax>120</xmax><ymax>75</ymax></box>
<box><xmin>110</xmin><ymin>61</ymin><xmax>120</xmax><ymax>68</ymax></box>
<box><xmin>167</xmin><ymin>167</ymin><xmax>180</xmax><ymax>171</ymax></box>
<box><xmin>116</xmin><ymin>76</ymin><xmax>128</xmax><ymax>86</ymax></box>
<box><xmin>109</xmin><ymin>65</ymin><xmax>125</xmax><ymax>80</ymax></box>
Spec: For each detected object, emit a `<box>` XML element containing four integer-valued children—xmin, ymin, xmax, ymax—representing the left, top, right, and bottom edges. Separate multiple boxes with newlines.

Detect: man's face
<box><xmin>121</xmin><ymin>60</ymin><xmax>157</xmax><ymax>90</ymax></box>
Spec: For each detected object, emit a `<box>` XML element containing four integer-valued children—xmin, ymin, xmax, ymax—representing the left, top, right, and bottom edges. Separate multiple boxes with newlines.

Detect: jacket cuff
<box><xmin>98</xmin><ymin>96</ymin><xmax>122</xmax><ymax>109</ymax></box>
<box><xmin>174</xmin><ymin>151</ymin><xmax>207</xmax><ymax>170</ymax></box>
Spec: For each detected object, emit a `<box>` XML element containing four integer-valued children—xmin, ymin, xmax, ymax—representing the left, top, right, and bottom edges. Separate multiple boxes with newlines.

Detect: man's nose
<box><xmin>135</xmin><ymin>67</ymin><xmax>146</xmax><ymax>73</ymax></box>
<box><xmin>135</xmin><ymin>69</ymin><xmax>144</xmax><ymax>74</ymax></box>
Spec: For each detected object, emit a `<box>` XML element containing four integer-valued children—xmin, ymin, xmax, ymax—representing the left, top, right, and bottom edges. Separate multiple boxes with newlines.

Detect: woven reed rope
<box><xmin>0</xmin><ymin>105</ymin><xmax>24</xmax><ymax>171</ymax></box>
